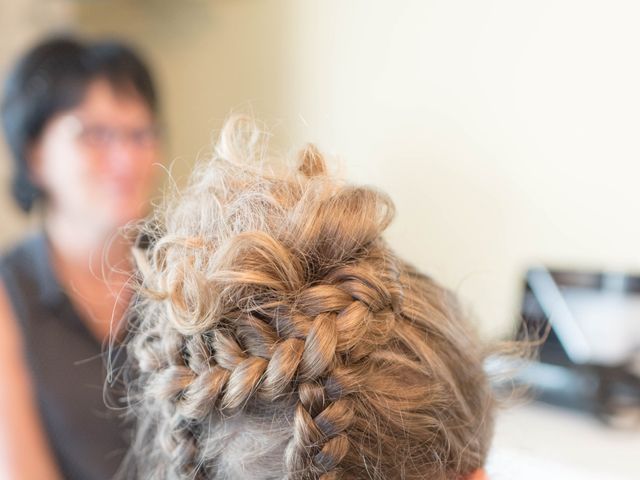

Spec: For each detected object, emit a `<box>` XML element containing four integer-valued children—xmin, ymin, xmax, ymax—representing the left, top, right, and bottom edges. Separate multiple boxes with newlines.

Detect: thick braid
<box><xmin>140</xmin><ymin>257</ymin><xmax>397</xmax><ymax>479</ymax></box>
<box><xmin>283</xmin><ymin>263</ymin><xmax>398</xmax><ymax>479</ymax></box>
<box><xmin>129</xmin><ymin>198</ymin><xmax>401</xmax><ymax>478</ymax></box>
<box><xmin>131</xmin><ymin>328</ymin><xmax>204</xmax><ymax>479</ymax></box>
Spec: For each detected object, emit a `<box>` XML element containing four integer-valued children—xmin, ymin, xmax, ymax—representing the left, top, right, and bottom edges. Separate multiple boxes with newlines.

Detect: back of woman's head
<box><xmin>124</xmin><ymin>117</ymin><xmax>494</xmax><ymax>480</ymax></box>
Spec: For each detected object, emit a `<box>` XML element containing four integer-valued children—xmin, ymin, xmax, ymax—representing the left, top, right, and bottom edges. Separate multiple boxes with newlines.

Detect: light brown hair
<box><xmin>122</xmin><ymin>117</ymin><xmax>495</xmax><ymax>479</ymax></box>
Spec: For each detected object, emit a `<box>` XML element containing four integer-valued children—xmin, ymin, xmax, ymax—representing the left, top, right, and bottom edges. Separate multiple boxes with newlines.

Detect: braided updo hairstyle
<box><xmin>122</xmin><ymin>117</ymin><xmax>495</xmax><ymax>480</ymax></box>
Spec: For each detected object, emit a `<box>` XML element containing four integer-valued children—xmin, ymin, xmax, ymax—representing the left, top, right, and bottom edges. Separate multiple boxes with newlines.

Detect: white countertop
<box><xmin>488</xmin><ymin>402</ymin><xmax>640</xmax><ymax>480</ymax></box>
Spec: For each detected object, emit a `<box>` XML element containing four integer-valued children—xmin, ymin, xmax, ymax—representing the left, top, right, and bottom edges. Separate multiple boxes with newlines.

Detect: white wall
<box><xmin>279</xmin><ymin>0</ymin><xmax>640</xmax><ymax>336</ymax></box>
<box><xmin>2</xmin><ymin>0</ymin><xmax>639</xmax><ymax>337</ymax></box>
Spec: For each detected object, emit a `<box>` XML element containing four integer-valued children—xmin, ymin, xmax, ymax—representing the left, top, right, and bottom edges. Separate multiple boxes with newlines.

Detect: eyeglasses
<box><xmin>67</xmin><ymin>116</ymin><xmax>160</xmax><ymax>150</ymax></box>
<box><xmin>79</xmin><ymin>123</ymin><xmax>160</xmax><ymax>149</ymax></box>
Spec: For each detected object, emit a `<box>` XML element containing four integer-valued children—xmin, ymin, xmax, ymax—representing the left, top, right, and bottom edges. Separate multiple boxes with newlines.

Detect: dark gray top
<box><xmin>0</xmin><ymin>232</ymin><xmax>130</xmax><ymax>480</ymax></box>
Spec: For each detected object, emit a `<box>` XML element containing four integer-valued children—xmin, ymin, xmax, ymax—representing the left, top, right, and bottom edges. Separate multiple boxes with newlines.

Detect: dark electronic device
<box><xmin>517</xmin><ymin>267</ymin><xmax>640</xmax><ymax>425</ymax></box>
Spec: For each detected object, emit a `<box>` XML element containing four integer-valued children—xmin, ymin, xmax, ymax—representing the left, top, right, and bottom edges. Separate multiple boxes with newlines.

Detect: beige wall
<box><xmin>2</xmin><ymin>0</ymin><xmax>639</xmax><ymax>337</ymax></box>
<box><xmin>0</xmin><ymin>0</ymin><xmax>72</xmax><ymax>246</ymax></box>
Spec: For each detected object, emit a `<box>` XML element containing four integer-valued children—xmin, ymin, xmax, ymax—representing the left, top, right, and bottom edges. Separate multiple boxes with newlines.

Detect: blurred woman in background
<box><xmin>0</xmin><ymin>36</ymin><xmax>160</xmax><ymax>479</ymax></box>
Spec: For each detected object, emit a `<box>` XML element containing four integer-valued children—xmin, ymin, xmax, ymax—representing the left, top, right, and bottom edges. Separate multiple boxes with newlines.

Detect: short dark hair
<box><xmin>1</xmin><ymin>35</ymin><xmax>158</xmax><ymax>212</ymax></box>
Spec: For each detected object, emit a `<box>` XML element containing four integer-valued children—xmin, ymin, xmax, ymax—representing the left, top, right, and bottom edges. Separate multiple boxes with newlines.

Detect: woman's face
<box><xmin>31</xmin><ymin>78</ymin><xmax>160</xmax><ymax>231</ymax></box>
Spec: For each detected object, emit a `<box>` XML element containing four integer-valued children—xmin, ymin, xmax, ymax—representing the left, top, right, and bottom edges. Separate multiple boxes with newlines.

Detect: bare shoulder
<box><xmin>0</xmin><ymin>279</ymin><xmax>25</xmax><ymax>367</ymax></box>
<box><xmin>0</xmin><ymin>276</ymin><xmax>63</xmax><ymax>479</ymax></box>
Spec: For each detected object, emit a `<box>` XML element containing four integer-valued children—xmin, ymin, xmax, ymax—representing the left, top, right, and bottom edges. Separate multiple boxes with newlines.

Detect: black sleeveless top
<box><xmin>0</xmin><ymin>232</ymin><xmax>130</xmax><ymax>480</ymax></box>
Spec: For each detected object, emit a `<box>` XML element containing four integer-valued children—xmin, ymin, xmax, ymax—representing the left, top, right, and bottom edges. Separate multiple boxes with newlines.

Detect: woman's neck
<box><xmin>44</xmin><ymin>211</ymin><xmax>133</xmax><ymax>341</ymax></box>
<box><xmin>44</xmin><ymin>210</ymin><xmax>131</xmax><ymax>270</ymax></box>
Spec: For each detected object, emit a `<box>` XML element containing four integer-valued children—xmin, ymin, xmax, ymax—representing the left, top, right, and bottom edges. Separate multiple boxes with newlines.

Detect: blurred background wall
<box><xmin>2</xmin><ymin>0</ymin><xmax>640</xmax><ymax>338</ymax></box>
<box><xmin>0</xmin><ymin>0</ymin><xmax>72</xmax><ymax>245</ymax></box>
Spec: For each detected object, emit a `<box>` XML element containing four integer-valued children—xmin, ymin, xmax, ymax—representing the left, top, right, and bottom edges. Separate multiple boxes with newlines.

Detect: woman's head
<box><xmin>125</xmin><ymin>118</ymin><xmax>494</xmax><ymax>479</ymax></box>
<box><xmin>1</xmin><ymin>36</ymin><xmax>159</xmax><ymax>228</ymax></box>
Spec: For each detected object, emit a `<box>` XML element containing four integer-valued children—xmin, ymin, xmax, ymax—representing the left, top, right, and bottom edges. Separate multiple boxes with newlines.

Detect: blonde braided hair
<box><xmin>122</xmin><ymin>117</ymin><xmax>494</xmax><ymax>479</ymax></box>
